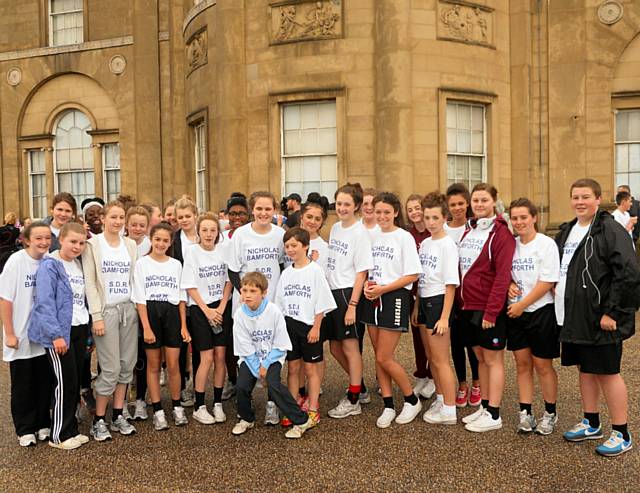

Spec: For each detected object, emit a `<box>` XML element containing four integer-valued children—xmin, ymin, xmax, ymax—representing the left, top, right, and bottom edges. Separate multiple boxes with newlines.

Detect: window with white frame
<box><xmin>50</xmin><ymin>0</ymin><xmax>84</xmax><ymax>46</ymax></box>
<box><xmin>446</xmin><ymin>101</ymin><xmax>486</xmax><ymax>189</ymax></box>
<box><xmin>103</xmin><ymin>143</ymin><xmax>121</xmax><ymax>202</ymax></box>
<box><xmin>194</xmin><ymin>123</ymin><xmax>208</xmax><ymax>212</ymax></box>
<box><xmin>29</xmin><ymin>150</ymin><xmax>47</xmax><ymax>219</ymax></box>
<box><xmin>281</xmin><ymin>101</ymin><xmax>337</xmax><ymax>199</ymax></box>
<box><xmin>54</xmin><ymin>110</ymin><xmax>94</xmax><ymax>205</ymax></box>
<box><xmin>615</xmin><ymin>109</ymin><xmax>640</xmax><ymax>193</ymax></box>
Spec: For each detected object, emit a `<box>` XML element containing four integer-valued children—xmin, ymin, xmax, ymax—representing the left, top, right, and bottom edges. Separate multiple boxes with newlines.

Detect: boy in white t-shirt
<box><xmin>613</xmin><ymin>190</ymin><xmax>636</xmax><ymax>247</ymax></box>
<box><xmin>232</xmin><ymin>272</ymin><xmax>314</xmax><ymax>439</ymax></box>
<box><xmin>275</xmin><ymin>228</ymin><xmax>336</xmax><ymax>426</ymax></box>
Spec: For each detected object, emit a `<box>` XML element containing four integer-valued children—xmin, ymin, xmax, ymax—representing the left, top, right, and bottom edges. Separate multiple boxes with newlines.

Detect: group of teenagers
<box><xmin>1</xmin><ymin>177</ymin><xmax>639</xmax><ymax>457</ymax></box>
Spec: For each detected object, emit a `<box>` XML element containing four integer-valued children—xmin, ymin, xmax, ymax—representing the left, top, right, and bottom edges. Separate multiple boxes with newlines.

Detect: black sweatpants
<box><xmin>135</xmin><ymin>335</ymin><xmax>147</xmax><ymax>400</ymax></box>
<box><xmin>224</xmin><ymin>305</ymin><xmax>238</xmax><ymax>384</ymax></box>
<box><xmin>236</xmin><ymin>362</ymin><xmax>307</xmax><ymax>425</ymax></box>
<box><xmin>10</xmin><ymin>354</ymin><xmax>52</xmax><ymax>436</ymax></box>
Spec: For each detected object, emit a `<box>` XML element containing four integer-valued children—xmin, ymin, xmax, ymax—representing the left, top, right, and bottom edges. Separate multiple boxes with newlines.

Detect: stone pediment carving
<box><xmin>186</xmin><ymin>28</ymin><xmax>208</xmax><ymax>75</ymax></box>
<box><xmin>437</xmin><ymin>0</ymin><xmax>495</xmax><ymax>49</ymax></box>
<box><xmin>270</xmin><ymin>0</ymin><xmax>343</xmax><ymax>45</ymax></box>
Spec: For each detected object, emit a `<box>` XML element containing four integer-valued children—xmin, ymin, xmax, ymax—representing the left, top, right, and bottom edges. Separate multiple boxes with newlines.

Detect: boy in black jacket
<box><xmin>555</xmin><ymin>178</ymin><xmax>640</xmax><ymax>457</ymax></box>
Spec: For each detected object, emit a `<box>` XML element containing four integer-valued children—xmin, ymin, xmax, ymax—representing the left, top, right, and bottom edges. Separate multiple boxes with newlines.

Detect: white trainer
<box><xmin>413</xmin><ymin>377</ymin><xmax>428</xmax><ymax>395</ymax></box>
<box><xmin>213</xmin><ymin>403</ymin><xmax>227</xmax><ymax>423</ymax></box>
<box><xmin>328</xmin><ymin>398</ymin><xmax>362</xmax><ymax>419</ymax></box>
<box><xmin>465</xmin><ymin>410</ymin><xmax>503</xmax><ymax>432</ymax></box>
<box><xmin>395</xmin><ymin>399</ymin><xmax>423</xmax><ymax>425</ymax></box>
<box><xmin>19</xmin><ymin>434</ymin><xmax>37</xmax><ymax>447</ymax></box>
<box><xmin>153</xmin><ymin>410</ymin><xmax>169</xmax><ymax>431</ymax></box>
<box><xmin>419</xmin><ymin>379</ymin><xmax>436</xmax><ymax>399</ymax></box>
<box><xmin>423</xmin><ymin>408</ymin><xmax>457</xmax><ymax>425</ymax></box>
<box><xmin>264</xmin><ymin>401</ymin><xmax>280</xmax><ymax>425</ymax></box>
<box><xmin>232</xmin><ymin>420</ymin><xmax>254</xmax><ymax>435</ymax></box>
<box><xmin>462</xmin><ymin>405</ymin><xmax>485</xmax><ymax>424</ymax></box>
<box><xmin>376</xmin><ymin>408</ymin><xmax>397</xmax><ymax>429</ymax></box>
<box><xmin>133</xmin><ymin>399</ymin><xmax>148</xmax><ymax>421</ymax></box>
<box><xmin>48</xmin><ymin>436</ymin><xmax>83</xmax><ymax>450</ymax></box>
<box><xmin>37</xmin><ymin>428</ymin><xmax>50</xmax><ymax>441</ymax></box>
<box><xmin>193</xmin><ymin>405</ymin><xmax>215</xmax><ymax>425</ymax></box>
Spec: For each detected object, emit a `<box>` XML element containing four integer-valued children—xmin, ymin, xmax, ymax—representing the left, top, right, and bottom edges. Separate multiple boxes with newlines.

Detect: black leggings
<box><xmin>450</xmin><ymin>316</ymin><xmax>479</xmax><ymax>383</ymax></box>
<box><xmin>135</xmin><ymin>336</ymin><xmax>147</xmax><ymax>400</ymax></box>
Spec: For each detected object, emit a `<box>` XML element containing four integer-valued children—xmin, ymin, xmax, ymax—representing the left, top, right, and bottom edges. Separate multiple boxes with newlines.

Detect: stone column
<box><xmin>132</xmin><ymin>0</ymin><xmax>163</xmax><ymax>204</ymax></box>
<box><xmin>215</xmin><ymin>0</ymin><xmax>248</xmax><ymax>204</ymax></box>
<box><xmin>91</xmin><ymin>144</ymin><xmax>104</xmax><ymax>199</ymax></box>
<box><xmin>374</xmin><ymin>0</ymin><xmax>413</xmax><ymax>199</ymax></box>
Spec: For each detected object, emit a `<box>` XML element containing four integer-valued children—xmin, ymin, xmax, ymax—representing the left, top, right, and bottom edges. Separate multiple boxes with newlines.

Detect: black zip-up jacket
<box><xmin>555</xmin><ymin>210</ymin><xmax>640</xmax><ymax>345</ymax></box>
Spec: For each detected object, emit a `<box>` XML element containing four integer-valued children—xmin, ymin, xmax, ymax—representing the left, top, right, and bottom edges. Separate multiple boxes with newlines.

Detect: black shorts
<box><xmin>285</xmin><ymin>317</ymin><xmax>323</xmax><ymax>363</ymax></box>
<box><xmin>457</xmin><ymin>309</ymin><xmax>507</xmax><ymax>351</ymax></box>
<box><xmin>561</xmin><ymin>341</ymin><xmax>623</xmax><ymax>375</ymax></box>
<box><xmin>325</xmin><ymin>288</ymin><xmax>363</xmax><ymax>341</ymax></box>
<box><xmin>189</xmin><ymin>300</ymin><xmax>232</xmax><ymax>351</ymax></box>
<box><xmin>506</xmin><ymin>304</ymin><xmax>559</xmax><ymax>359</ymax></box>
<box><xmin>418</xmin><ymin>294</ymin><xmax>446</xmax><ymax>329</ymax></box>
<box><xmin>145</xmin><ymin>301</ymin><xmax>182</xmax><ymax>349</ymax></box>
<box><xmin>361</xmin><ymin>288</ymin><xmax>411</xmax><ymax>332</ymax></box>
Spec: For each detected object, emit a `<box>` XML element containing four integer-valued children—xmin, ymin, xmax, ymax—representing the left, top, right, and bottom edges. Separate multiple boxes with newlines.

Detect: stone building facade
<box><xmin>0</xmin><ymin>0</ymin><xmax>639</xmax><ymax>228</ymax></box>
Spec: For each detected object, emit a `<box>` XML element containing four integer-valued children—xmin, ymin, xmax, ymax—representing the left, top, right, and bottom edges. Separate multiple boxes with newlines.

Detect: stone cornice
<box><xmin>183</xmin><ymin>0</ymin><xmax>216</xmax><ymax>36</ymax></box>
<box><xmin>0</xmin><ymin>36</ymin><xmax>134</xmax><ymax>62</ymax></box>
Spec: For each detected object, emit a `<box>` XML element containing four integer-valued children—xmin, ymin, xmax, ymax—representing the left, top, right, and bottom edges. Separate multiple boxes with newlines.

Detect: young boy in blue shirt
<box><xmin>232</xmin><ymin>271</ymin><xmax>313</xmax><ymax>439</ymax></box>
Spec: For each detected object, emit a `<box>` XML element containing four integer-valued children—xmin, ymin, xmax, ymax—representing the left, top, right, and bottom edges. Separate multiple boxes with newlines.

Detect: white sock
<box><xmin>442</xmin><ymin>404</ymin><xmax>456</xmax><ymax>417</ymax></box>
<box><xmin>436</xmin><ymin>394</ymin><xmax>444</xmax><ymax>403</ymax></box>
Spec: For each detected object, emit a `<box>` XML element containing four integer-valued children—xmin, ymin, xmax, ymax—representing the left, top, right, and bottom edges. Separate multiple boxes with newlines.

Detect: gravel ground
<box><xmin>1</xmin><ymin>325</ymin><xmax>639</xmax><ymax>492</ymax></box>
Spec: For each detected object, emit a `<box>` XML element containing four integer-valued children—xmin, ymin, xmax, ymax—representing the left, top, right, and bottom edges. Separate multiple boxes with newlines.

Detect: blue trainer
<box><xmin>596</xmin><ymin>431</ymin><xmax>633</xmax><ymax>457</ymax></box>
<box><xmin>563</xmin><ymin>419</ymin><xmax>603</xmax><ymax>442</ymax></box>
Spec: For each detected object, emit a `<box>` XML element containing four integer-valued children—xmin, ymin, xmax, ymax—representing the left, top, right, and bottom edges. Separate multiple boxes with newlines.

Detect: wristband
<box><xmin>349</xmin><ymin>300</ymin><xmax>358</xmax><ymax>306</ymax></box>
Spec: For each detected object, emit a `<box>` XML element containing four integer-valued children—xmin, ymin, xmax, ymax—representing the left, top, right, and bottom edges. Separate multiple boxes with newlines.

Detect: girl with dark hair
<box><xmin>445</xmin><ymin>183</ymin><xmax>481</xmax><ymax>408</ymax></box>
<box><xmin>133</xmin><ymin>222</ymin><xmax>191</xmax><ymax>430</ymax></box>
<box><xmin>363</xmin><ymin>192</ymin><xmax>423</xmax><ymax>428</ymax></box>
<box><xmin>507</xmin><ymin>198</ymin><xmax>560</xmax><ymax>435</ymax></box>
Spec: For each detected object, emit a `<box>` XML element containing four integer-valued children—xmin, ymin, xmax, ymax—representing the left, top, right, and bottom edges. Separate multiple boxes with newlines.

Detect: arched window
<box><xmin>54</xmin><ymin>109</ymin><xmax>95</xmax><ymax>205</ymax></box>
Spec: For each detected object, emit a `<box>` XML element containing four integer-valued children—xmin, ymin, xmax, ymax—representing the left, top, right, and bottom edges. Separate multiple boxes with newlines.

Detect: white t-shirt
<box><xmin>226</xmin><ymin>223</ymin><xmax>286</xmax><ymax>301</ymax></box>
<box><xmin>554</xmin><ymin>223</ymin><xmax>590</xmax><ymax>326</ymax></box>
<box><xmin>136</xmin><ymin>236</ymin><xmax>151</xmax><ymax>258</ymax></box>
<box><xmin>181</xmin><ymin>244</ymin><xmax>228</xmax><ymax>306</ymax></box>
<box><xmin>219</xmin><ymin>229</ymin><xmax>242</xmax><ymax>311</ymax></box>
<box><xmin>132</xmin><ymin>256</ymin><xmax>186</xmax><ymax>305</ymax></box>
<box><xmin>60</xmin><ymin>257</ymin><xmax>90</xmax><ymax>326</ymax></box>
<box><xmin>99</xmin><ymin>234</ymin><xmax>132</xmax><ymax>305</ymax></box>
<box><xmin>180</xmin><ymin>230</ymin><xmax>197</xmax><ymax>261</ymax></box>
<box><xmin>310</xmin><ymin>236</ymin><xmax>330</xmax><ymax>276</ymax></box>
<box><xmin>370</xmin><ymin>228</ymin><xmax>422</xmax><ymax>290</ymax></box>
<box><xmin>418</xmin><ymin>235</ymin><xmax>460</xmax><ymax>298</ymax></box>
<box><xmin>458</xmin><ymin>219</ymin><xmax>495</xmax><ymax>278</ymax></box>
<box><xmin>612</xmin><ymin>209</ymin><xmax>634</xmax><ymax>242</ymax></box>
<box><xmin>275</xmin><ymin>261</ymin><xmax>337</xmax><ymax>326</ymax></box>
<box><xmin>233</xmin><ymin>302</ymin><xmax>291</xmax><ymax>367</ymax></box>
<box><xmin>511</xmin><ymin>233</ymin><xmax>559</xmax><ymax>312</ymax></box>
<box><xmin>0</xmin><ymin>251</ymin><xmax>46</xmax><ymax>361</ymax></box>
<box><xmin>326</xmin><ymin>221</ymin><xmax>373</xmax><ymax>289</ymax></box>
<box><xmin>444</xmin><ymin>223</ymin><xmax>466</xmax><ymax>246</ymax></box>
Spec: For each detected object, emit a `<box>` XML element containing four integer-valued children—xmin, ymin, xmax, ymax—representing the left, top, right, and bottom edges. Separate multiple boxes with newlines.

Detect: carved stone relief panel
<box><xmin>186</xmin><ymin>28</ymin><xmax>208</xmax><ymax>75</ymax></box>
<box><xmin>270</xmin><ymin>0</ymin><xmax>343</xmax><ymax>45</ymax></box>
<box><xmin>437</xmin><ymin>0</ymin><xmax>494</xmax><ymax>49</ymax></box>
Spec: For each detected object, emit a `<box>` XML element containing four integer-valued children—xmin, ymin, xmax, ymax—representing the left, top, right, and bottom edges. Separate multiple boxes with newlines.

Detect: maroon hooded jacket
<box><xmin>456</xmin><ymin>216</ymin><xmax>515</xmax><ymax>324</ymax></box>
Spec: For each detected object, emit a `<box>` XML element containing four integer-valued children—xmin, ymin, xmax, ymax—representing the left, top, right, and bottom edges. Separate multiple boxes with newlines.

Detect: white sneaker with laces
<box><xmin>19</xmin><ymin>434</ymin><xmax>37</xmax><ymax>447</ymax></box>
<box><xmin>395</xmin><ymin>399</ymin><xmax>423</xmax><ymax>425</ymax></box>
<box><xmin>424</xmin><ymin>408</ymin><xmax>457</xmax><ymax>425</ymax></box>
<box><xmin>153</xmin><ymin>410</ymin><xmax>169</xmax><ymax>431</ymax></box>
<box><xmin>48</xmin><ymin>436</ymin><xmax>83</xmax><ymax>450</ymax></box>
<box><xmin>425</xmin><ymin>399</ymin><xmax>443</xmax><ymax>418</ymax></box>
<box><xmin>376</xmin><ymin>408</ymin><xmax>397</xmax><ymax>429</ymax></box>
<box><xmin>193</xmin><ymin>405</ymin><xmax>215</xmax><ymax>425</ymax></box>
<box><xmin>285</xmin><ymin>417</ymin><xmax>314</xmax><ymax>439</ymax></box>
<box><xmin>90</xmin><ymin>419</ymin><xmax>112</xmax><ymax>441</ymax></box>
<box><xmin>536</xmin><ymin>411</ymin><xmax>558</xmax><ymax>436</ymax></box>
<box><xmin>462</xmin><ymin>405</ymin><xmax>485</xmax><ymax>424</ymax></box>
<box><xmin>37</xmin><ymin>428</ymin><xmax>50</xmax><ymax>441</ymax></box>
<box><xmin>213</xmin><ymin>403</ymin><xmax>227</xmax><ymax>423</ymax></box>
<box><xmin>419</xmin><ymin>379</ymin><xmax>436</xmax><ymax>399</ymax></box>
<box><xmin>465</xmin><ymin>410</ymin><xmax>503</xmax><ymax>432</ymax></box>
<box><xmin>122</xmin><ymin>404</ymin><xmax>133</xmax><ymax>421</ymax></box>
<box><xmin>328</xmin><ymin>398</ymin><xmax>362</xmax><ymax>419</ymax></box>
<box><xmin>232</xmin><ymin>420</ymin><xmax>254</xmax><ymax>435</ymax></box>
<box><xmin>413</xmin><ymin>377</ymin><xmax>428</xmax><ymax>395</ymax></box>
<box><xmin>264</xmin><ymin>401</ymin><xmax>280</xmax><ymax>425</ymax></box>
<box><xmin>517</xmin><ymin>410</ymin><xmax>537</xmax><ymax>433</ymax></box>
<box><xmin>173</xmin><ymin>406</ymin><xmax>188</xmax><ymax>426</ymax></box>
<box><xmin>110</xmin><ymin>415</ymin><xmax>136</xmax><ymax>435</ymax></box>
<box><xmin>134</xmin><ymin>400</ymin><xmax>148</xmax><ymax>421</ymax></box>
<box><xmin>180</xmin><ymin>388</ymin><xmax>194</xmax><ymax>407</ymax></box>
